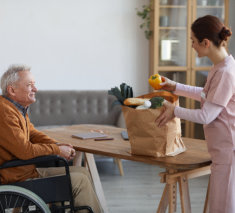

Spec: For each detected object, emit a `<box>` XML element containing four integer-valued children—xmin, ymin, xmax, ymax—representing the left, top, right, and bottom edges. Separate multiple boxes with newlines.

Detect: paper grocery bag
<box><xmin>122</xmin><ymin>91</ymin><xmax>186</xmax><ymax>157</ymax></box>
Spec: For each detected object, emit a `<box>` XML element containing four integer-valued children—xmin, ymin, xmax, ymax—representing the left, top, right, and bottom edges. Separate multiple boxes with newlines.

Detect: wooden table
<box><xmin>42</xmin><ymin>124</ymin><xmax>211</xmax><ymax>213</ymax></box>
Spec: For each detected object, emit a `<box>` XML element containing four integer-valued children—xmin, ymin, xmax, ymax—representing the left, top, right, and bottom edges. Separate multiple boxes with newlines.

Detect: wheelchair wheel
<box><xmin>0</xmin><ymin>185</ymin><xmax>50</xmax><ymax>213</ymax></box>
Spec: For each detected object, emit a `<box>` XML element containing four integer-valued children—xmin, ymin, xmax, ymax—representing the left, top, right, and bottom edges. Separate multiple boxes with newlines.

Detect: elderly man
<box><xmin>0</xmin><ymin>64</ymin><xmax>103</xmax><ymax>213</ymax></box>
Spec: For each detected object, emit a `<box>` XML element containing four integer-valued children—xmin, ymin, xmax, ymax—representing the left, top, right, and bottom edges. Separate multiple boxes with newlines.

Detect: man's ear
<box><xmin>7</xmin><ymin>85</ymin><xmax>16</xmax><ymax>97</ymax></box>
<box><xmin>203</xmin><ymin>39</ymin><xmax>210</xmax><ymax>48</ymax></box>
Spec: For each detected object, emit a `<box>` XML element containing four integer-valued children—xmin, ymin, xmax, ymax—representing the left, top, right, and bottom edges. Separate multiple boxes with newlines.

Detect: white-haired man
<box><xmin>0</xmin><ymin>64</ymin><xmax>103</xmax><ymax>213</ymax></box>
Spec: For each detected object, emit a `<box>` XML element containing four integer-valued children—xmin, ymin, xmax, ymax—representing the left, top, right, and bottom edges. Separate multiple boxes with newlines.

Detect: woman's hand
<box><xmin>58</xmin><ymin>144</ymin><xmax>76</xmax><ymax>161</ymax></box>
<box><xmin>160</xmin><ymin>76</ymin><xmax>177</xmax><ymax>92</ymax></box>
<box><xmin>155</xmin><ymin>100</ymin><xmax>176</xmax><ymax>127</ymax></box>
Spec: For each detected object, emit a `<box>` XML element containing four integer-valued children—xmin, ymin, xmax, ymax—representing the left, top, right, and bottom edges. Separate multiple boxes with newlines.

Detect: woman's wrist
<box><xmin>172</xmin><ymin>82</ymin><xmax>177</xmax><ymax>91</ymax></box>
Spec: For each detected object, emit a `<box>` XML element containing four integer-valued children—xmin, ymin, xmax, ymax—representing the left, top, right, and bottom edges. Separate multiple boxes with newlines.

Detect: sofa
<box><xmin>28</xmin><ymin>90</ymin><xmax>125</xmax><ymax>175</ymax></box>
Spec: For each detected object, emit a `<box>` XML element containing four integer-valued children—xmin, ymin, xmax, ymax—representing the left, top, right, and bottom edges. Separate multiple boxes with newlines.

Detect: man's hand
<box><xmin>58</xmin><ymin>144</ymin><xmax>76</xmax><ymax>161</ymax></box>
<box><xmin>155</xmin><ymin>100</ymin><xmax>175</xmax><ymax>127</ymax></box>
<box><xmin>57</xmin><ymin>143</ymin><xmax>73</xmax><ymax>148</ymax></box>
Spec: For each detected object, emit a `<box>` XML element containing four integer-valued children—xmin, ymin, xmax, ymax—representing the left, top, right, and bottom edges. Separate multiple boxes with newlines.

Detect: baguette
<box><xmin>124</xmin><ymin>98</ymin><xmax>149</xmax><ymax>106</ymax></box>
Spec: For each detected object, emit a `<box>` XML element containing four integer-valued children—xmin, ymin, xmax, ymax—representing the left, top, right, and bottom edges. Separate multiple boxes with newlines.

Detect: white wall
<box><xmin>0</xmin><ymin>0</ymin><xmax>150</xmax><ymax>96</ymax></box>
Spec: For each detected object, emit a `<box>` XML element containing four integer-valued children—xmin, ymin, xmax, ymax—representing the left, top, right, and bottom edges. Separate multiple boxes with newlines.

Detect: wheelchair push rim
<box><xmin>0</xmin><ymin>185</ymin><xmax>50</xmax><ymax>213</ymax></box>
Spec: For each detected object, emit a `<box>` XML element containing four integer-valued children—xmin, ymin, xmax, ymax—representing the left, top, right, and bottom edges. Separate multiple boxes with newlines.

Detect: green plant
<box><xmin>108</xmin><ymin>83</ymin><xmax>133</xmax><ymax>106</ymax></box>
<box><xmin>136</xmin><ymin>1</ymin><xmax>152</xmax><ymax>40</ymax></box>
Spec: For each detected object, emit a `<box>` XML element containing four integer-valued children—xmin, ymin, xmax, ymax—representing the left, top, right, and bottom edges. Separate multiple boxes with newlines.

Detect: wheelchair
<box><xmin>0</xmin><ymin>155</ymin><xmax>94</xmax><ymax>213</ymax></box>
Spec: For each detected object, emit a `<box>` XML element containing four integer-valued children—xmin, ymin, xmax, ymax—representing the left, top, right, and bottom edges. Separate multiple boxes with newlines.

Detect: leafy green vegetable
<box><xmin>149</xmin><ymin>97</ymin><xmax>164</xmax><ymax>109</ymax></box>
<box><xmin>120</xmin><ymin>83</ymin><xmax>128</xmax><ymax>98</ymax></box>
<box><xmin>127</xmin><ymin>87</ymin><xmax>133</xmax><ymax>98</ymax></box>
<box><xmin>108</xmin><ymin>83</ymin><xmax>133</xmax><ymax>105</ymax></box>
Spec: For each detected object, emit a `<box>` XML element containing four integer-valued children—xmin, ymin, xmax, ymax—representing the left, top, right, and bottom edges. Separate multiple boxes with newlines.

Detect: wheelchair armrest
<box><xmin>0</xmin><ymin>155</ymin><xmax>69</xmax><ymax>171</ymax></box>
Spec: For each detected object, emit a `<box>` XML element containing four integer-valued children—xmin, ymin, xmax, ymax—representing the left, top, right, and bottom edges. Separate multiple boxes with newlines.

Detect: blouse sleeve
<box><xmin>174</xmin><ymin>83</ymin><xmax>203</xmax><ymax>102</ymax></box>
<box><xmin>174</xmin><ymin>101</ymin><xmax>223</xmax><ymax>124</ymax></box>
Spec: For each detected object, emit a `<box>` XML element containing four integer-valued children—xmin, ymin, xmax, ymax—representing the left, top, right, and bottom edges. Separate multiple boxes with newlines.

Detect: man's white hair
<box><xmin>0</xmin><ymin>64</ymin><xmax>31</xmax><ymax>96</ymax></box>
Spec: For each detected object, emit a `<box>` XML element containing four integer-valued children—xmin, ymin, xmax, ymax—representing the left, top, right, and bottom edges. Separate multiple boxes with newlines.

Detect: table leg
<box><xmin>84</xmin><ymin>153</ymin><xmax>109</xmax><ymax>213</ymax></box>
<box><xmin>178</xmin><ymin>175</ymin><xmax>191</xmax><ymax>213</ymax></box>
<box><xmin>156</xmin><ymin>182</ymin><xmax>177</xmax><ymax>213</ymax></box>
<box><xmin>157</xmin><ymin>184</ymin><xmax>169</xmax><ymax>213</ymax></box>
<box><xmin>115</xmin><ymin>158</ymin><xmax>124</xmax><ymax>176</ymax></box>
<box><xmin>157</xmin><ymin>166</ymin><xmax>210</xmax><ymax>213</ymax></box>
<box><xmin>168</xmin><ymin>182</ymin><xmax>177</xmax><ymax>213</ymax></box>
<box><xmin>73</xmin><ymin>151</ymin><xmax>83</xmax><ymax>166</ymax></box>
<box><xmin>203</xmin><ymin>175</ymin><xmax>210</xmax><ymax>213</ymax></box>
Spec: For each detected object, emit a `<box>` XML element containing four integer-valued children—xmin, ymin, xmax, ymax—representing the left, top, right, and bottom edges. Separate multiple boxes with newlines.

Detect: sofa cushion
<box><xmin>29</xmin><ymin>90</ymin><xmax>122</xmax><ymax>127</ymax></box>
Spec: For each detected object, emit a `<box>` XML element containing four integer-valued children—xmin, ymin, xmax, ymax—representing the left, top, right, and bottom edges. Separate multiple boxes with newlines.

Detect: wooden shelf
<box><xmin>159</xmin><ymin>27</ymin><xmax>187</xmax><ymax>30</ymax></box>
<box><xmin>197</xmin><ymin>6</ymin><xmax>224</xmax><ymax>9</ymax></box>
<box><xmin>160</xmin><ymin>5</ymin><xmax>187</xmax><ymax>8</ymax></box>
<box><xmin>193</xmin><ymin>67</ymin><xmax>211</xmax><ymax>71</ymax></box>
<box><xmin>158</xmin><ymin>67</ymin><xmax>187</xmax><ymax>71</ymax></box>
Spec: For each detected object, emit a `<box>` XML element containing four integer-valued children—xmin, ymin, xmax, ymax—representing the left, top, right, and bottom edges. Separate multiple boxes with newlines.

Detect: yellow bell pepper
<box><xmin>148</xmin><ymin>74</ymin><xmax>163</xmax><ymax>90</ymax></box>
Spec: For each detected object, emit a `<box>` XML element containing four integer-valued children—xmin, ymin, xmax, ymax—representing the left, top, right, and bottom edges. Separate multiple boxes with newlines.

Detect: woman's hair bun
<box><xmin>219</xmin><ymin>26</ymin><xmax>232</xmax><ymax>41</ymax></box>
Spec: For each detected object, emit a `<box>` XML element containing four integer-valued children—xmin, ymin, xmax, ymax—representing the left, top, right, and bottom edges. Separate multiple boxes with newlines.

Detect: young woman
<box><xmin>155</xmin><ymin>15</ymin><xmax>235</xmax><ymax>213</ymax></box>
